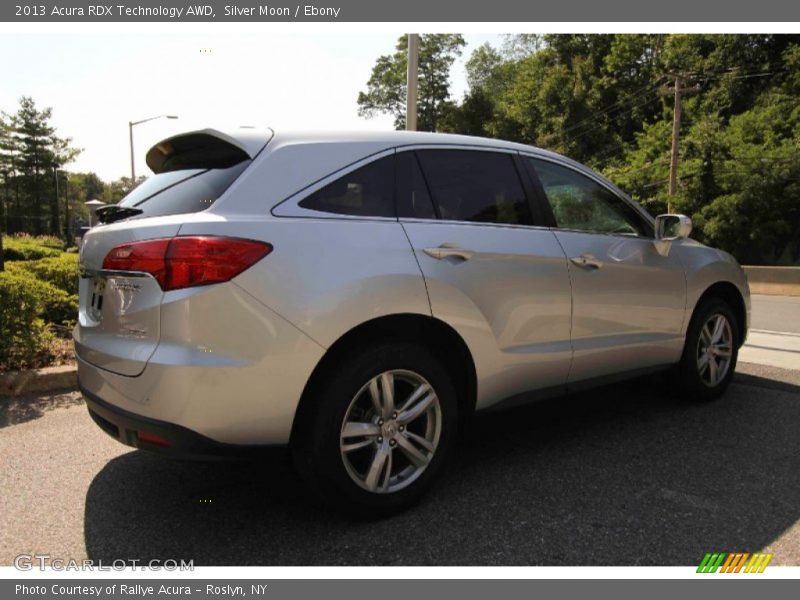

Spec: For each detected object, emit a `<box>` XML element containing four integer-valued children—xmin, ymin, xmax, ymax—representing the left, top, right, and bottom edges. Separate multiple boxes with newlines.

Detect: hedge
<box><xmin>0</xmin><ymin>271</ymin><xmax>56</xmax><ymax>370</ymax></box>
<box><xmin>6</xmin><ymin>253</ymin><xmax>79</xmax><ymax>295</ymax></box>
<box><xmin>3</xmin><ymin>235</ymin><xmax>63</xmax><ymax>261</ymax></box>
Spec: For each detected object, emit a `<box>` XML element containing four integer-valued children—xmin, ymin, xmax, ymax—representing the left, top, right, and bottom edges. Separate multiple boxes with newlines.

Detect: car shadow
<box><xmin>0</xmin><ymin>390</ymin><xmax>83</xmax><ymax>429</ymax></box>
<box><xmin>83</xmin><ymin>374</ymin><xmax>800</xmax><ymax>566</ymax></box>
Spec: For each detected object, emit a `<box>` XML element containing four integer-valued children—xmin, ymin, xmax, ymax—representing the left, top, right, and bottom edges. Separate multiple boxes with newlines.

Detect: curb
<box><xmin>0</xmin><ymin>364</ymin><xmax>78</xmax><ymax>398</ymax></box>
<box><xmin>744</xmin><ymin>266</ymin><xmax>800</xmax><ymax>297</ymax></box>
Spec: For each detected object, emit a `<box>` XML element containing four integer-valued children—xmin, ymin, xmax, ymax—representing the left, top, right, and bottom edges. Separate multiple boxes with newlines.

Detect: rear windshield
<box><xmin>117</xmin><ymin>161</ymin><xmax>249</xmax><ymax>217</ymax></box>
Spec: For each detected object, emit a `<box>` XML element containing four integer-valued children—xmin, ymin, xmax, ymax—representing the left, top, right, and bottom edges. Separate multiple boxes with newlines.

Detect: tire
<box><xmin>675</xmin><ymin>297</ymin><xmax>740</xmax><ymax>401</ymax></box>
<box><xmin>291</xmin><ymin>341</ymin><xmax>458</xmax><ymax>518</ymax></box>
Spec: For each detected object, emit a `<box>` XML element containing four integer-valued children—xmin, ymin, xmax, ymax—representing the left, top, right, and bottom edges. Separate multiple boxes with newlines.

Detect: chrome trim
<box><xmin>79</xmin><ymin>268</ymin><xmax>156</xmax><ymax>279</ymax></box>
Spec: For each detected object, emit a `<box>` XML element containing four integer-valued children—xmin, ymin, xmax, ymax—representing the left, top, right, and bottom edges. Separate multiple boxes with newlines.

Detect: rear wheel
<box><xmin>675</xmin><ymin>297</ymin><xmax>739</xmax><ymax>401</ymax></box>
<box><xmin>292</xmin><ymin>342</ymin><xmax>457</xmax><ymax>517</ymax></box>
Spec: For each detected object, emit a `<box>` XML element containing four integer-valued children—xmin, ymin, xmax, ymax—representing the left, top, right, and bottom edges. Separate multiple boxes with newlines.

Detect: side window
<box><xmin>528</xmin><ymin>158</ymin><xmax>651</xmax><ymax>236</ymax></box>
<box><xmin>416</xmin><ymin>150</ymin><xmax>532</xmax><ymax>225</ymax></box>
<box><xmin>396</xmin><ymin>151</ymin><xmax>436</xmax><ymax>219</ymax></box>
<box><xmin>298</xmin><ymin>155</ymin><xmax>395</xmax><ymax>217</ymax></box>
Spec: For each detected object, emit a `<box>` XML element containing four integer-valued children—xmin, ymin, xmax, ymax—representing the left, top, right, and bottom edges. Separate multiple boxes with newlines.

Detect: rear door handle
<box><xmin>570</xmin><ymin>254</ymin><xmax>602</xmax><ymax>269</ymax></box>
<box><xmin>423</xmin><ymin>245</ymin><xmax>474</xmax><ymax>261</ymax></box>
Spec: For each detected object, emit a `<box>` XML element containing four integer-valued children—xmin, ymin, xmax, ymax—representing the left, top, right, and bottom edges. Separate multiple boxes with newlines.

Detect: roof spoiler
<box><xmin>146</xmin><ymin>128</ymin><xmax>273</xmax><ymax>174</ymax></box>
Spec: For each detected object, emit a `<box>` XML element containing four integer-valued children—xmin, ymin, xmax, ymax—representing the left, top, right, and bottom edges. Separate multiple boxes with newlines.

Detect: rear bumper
<box><xmin>82</xmin><ymin>385</ymin><xmax>272</xmax><ymax>459</ymax></box>
<box><xmin>74</xmin><ymin>281</ymin><xmax>326</xmax><ymax>446</ymax></box>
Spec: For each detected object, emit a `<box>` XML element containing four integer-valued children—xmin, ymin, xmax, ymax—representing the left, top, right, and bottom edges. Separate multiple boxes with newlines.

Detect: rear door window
<box><xmin>415</xmin><ymin>150</ymin><xmax>532</xmax><ymax>225</ymax></box>
<box><xmin>298</xmin><ymin>155</ymin><xmax>396</xmax><ymax>218</ymax></box>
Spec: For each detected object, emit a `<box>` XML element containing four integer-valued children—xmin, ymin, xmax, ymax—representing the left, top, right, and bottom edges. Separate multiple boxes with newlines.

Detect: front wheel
<box><xmin>291</xmin><ymin>342</ymin><xmax>458</xmax><ymax>517</ymax></box>
<box><xmin>675</xmin><ymin>297</ymin><xmax>740</xmax><ymax>401</ymax></box>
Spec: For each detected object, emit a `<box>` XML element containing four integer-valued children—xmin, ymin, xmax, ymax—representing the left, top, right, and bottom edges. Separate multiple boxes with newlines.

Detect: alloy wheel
<box><xmin>339</xmin><ymin>369</ymin><xmax>441</xmax><ymax>494</ymax></box>
<box><xmin>696</xmin><ymin>313</ymin><xmax>733</xmax><ymax>387</ymax></box>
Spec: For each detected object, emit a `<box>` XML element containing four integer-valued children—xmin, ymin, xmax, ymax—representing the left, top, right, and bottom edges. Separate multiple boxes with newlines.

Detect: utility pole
<box><xmin>667</xmin><ymin>74</ymin><xmax>683</xmax><ymax>211</ymax></box>
<box><xmin>406</xmin><ymin>34</ymin><xmax>419</xmax><ymax>131</ymax></box>
<box><xmin>659</xmin><ymin>73</ymin><xmax>700</xmax><ymax>213</ymax></box>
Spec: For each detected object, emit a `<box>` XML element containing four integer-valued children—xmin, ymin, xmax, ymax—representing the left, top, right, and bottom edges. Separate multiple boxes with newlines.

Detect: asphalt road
<box><xmin>1</xmin><ymin>360</ymin><xmax>798</xmax><ymax>567</ymax></box>
<box><xmin>751</xmin><ymin>294</ymin><xmax>800</xmax><ymax>333</ymax></box>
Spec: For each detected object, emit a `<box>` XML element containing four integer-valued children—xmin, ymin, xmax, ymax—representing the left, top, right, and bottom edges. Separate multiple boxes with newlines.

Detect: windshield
<box><xmin>116</xmin><ymin>161</ymin><xmax>250</xmax><ymax>218</ymax></box>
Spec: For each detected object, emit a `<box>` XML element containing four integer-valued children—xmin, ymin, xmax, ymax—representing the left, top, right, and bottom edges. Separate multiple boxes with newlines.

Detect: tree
<box><xmin>357</xmin><ymin>34</ymin><xmax>465</xmax><ymax>131</ymax></box>
<box><xmin>0</xmin><ymin>97</ymin><xmax>81</xmax><ymax>238</ymax></box>
<box><xmin>0</xmin><ymin>113</ymin><xmax>16</xmax><ymax>271</ymax></box>
<box><xmin>606</xmin><ymin>36</ymin><xmax>800</xmax><ymax>263</ymax></box>
<box><xmin>15</xmin><ymin>97</ymin><xmax>58</xmax><ymax>235</ymax></box>
<box><xmin>101</xmin><ymin>175</ymin><xmax>146</xmax><ymax>204</ymax></box>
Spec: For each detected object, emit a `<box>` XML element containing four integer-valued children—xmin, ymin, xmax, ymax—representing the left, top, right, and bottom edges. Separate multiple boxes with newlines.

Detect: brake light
<box><xmin>102</xmin><ymin>236</ymin><xmax>272</xmax><ymax>291</ymax></box>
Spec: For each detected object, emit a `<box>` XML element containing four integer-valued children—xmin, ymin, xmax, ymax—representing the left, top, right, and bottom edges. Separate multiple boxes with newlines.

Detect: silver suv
<box><xmin>76</xmin><ymin>128</ymin><xmax>750</xmax><ymax>515</ymax></box>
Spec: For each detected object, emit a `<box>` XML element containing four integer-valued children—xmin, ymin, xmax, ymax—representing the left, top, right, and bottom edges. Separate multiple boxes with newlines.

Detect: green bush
<box><xmin>33</xmin><ymin>235</ymin><xmax>66</xmax><ymax>250</ymax></box>
<box><xmin>0</xmin><ymin>271</ymin><xmax>56</xmax><ymax>370</ymax></box>
<box><xmin>0</xmin><ymin>266</ymin><xmax>77</xmax><ymax>327</ymax></box>
<box><xmin>37</xmin><ymin>280</ymin><xmax>79</xmax><ymax>328</ymax></box>
<box><xmin>6</xmin><ymin>253</ymin><xmax>79</xmax><ymax>295</ymax></box>
<box><xmin>3</xmin><ymin>235</ymin><xmax>63</xmax><ymax>261</ymax></box>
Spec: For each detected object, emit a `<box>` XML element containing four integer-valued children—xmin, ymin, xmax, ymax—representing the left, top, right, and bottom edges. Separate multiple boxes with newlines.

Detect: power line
<box><xmin>565</xmin><ymin>91</ymin><xmax>663</xmax><ymax>145</ymax></box>
<box><xmin>563</xmin><ymin>68</ymin><xmax>787</xmax><ymax>151</ymax></box>
<box><xmin>638</xmin><ymin>167</ymin><xmax>800</xmax><ymax>190</ymax></box>
<box><xmin>561</xmin><ymin>78</ymin><xmax>664</xmax><ymax>136</ymax></box>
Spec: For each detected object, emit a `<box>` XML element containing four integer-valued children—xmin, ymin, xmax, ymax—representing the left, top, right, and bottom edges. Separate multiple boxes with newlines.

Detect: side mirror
<box><xmin>654</xmin><ymin>214</ymin><xmax>691</xmax><ymax>256</ymax></box>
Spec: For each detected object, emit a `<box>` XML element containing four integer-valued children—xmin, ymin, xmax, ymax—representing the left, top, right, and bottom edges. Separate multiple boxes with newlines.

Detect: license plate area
<box><xmin>89</xmin><ymin>276</ymin><xmax>106</xmax><ymax>322</ymax></box>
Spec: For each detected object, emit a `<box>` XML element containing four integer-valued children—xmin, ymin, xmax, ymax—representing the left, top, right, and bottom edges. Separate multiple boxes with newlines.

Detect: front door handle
<box><xmin>423</xmin><ymin>244</ymin><xmax>474</xmax><ymax>261</ymax></box>
<box><xmin>570</xmin><ymin>254</ymin><xmax>603</xmax><ymax>269</ymax></box>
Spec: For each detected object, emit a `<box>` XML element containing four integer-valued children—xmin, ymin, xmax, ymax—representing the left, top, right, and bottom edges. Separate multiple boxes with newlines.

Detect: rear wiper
<box><xmin>95</xmin><ymin>205</ymin><xmax>144</xmax><ymax>224</ymax></box>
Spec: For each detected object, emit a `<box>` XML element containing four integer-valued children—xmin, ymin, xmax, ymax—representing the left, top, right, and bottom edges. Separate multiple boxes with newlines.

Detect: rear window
<box><xmin>117</xmin><ymin>161</ymin><xmax>249</xmax><ymax>217</ymax></box>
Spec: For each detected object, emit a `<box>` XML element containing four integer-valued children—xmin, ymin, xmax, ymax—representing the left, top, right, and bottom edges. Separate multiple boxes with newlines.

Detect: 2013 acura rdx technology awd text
<box><xmin>76</xmin><ymin>128</ymin><xmax>750</xmax><ymax>515</ymax></box>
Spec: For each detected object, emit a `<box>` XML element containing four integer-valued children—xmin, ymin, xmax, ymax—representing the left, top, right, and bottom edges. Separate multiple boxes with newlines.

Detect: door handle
<box><xmin>423</xmin><ymin>244</ymin><xmax>474</xmax><ymax>261</ymax></box>
<box><xmin>570</xmin><ymin>254</ymin><xmax>603</xmax><ymax>269</ymax></box>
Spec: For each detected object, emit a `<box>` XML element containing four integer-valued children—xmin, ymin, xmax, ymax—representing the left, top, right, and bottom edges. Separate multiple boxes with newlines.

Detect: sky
<box><xmin>0</xmin><ymin>32</ymin><xmax>502</xmax><ymax>181</ymax></box>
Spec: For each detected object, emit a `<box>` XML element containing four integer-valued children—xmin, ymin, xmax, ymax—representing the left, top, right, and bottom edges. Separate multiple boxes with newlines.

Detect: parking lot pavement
<box><xmin>1</xmin><ymin>360</ymin><xmax>798</xmax><ymax>567</ymax></box>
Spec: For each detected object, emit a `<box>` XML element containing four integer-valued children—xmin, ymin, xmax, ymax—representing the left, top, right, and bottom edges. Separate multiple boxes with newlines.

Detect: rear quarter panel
<box><xmin>177</xmin><ymin>214</ymin><xmax>432</xmax><ymax>348</ymax></box>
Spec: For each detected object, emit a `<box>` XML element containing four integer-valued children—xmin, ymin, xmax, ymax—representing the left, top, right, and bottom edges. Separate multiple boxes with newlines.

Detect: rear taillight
<box><xmin>102</xmin><ymin>236</ymin><xmax>272</xmax><ymax>291</ymax></box>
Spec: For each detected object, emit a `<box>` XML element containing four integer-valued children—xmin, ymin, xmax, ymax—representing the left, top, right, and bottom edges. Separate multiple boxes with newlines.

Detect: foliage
<box><xmin>357</xmin><ymin>34</ymin><xmax>466</xmax><ymax>131</ymax></box>
<box><xmin>0</xmin><ymin>239</ymin><xmax>78</xmax><ymax>369</ymax></box>
<box><xmin>0</xmin><ymin>271</ymin><xmax>56</xmax><ymax>370</ymax></box>
<box><xmin>2</xmin><ymin>233</ymin><xmax>63</xmax><ymax>261</ymax></box>
<box><xmin>6</xmin><ymin>252</ymin><xmax>79</xmax><ymax>295</ymax></box>
<box><xmin>0</xmin><ymin>97</ymin><xmax>82</xmax><ymax>239</ymax></box>
<box><xmin>3</xmin><ymin>263</ymin><xmax>77</xmax><ymax>327</ymax></box>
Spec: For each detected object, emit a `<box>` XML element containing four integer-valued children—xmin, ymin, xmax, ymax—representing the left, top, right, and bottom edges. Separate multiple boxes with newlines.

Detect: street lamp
<box><xmin>129</xmin><ymin>114</ymin><xmax>178</xmax><ymax>181</ymax></box>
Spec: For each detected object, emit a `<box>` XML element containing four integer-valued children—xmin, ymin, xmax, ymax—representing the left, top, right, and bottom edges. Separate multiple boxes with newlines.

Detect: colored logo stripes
<box><xmin>697</xmin><ymin>552</ymin><xmax>773</xmax><ymax>573</ymax></box>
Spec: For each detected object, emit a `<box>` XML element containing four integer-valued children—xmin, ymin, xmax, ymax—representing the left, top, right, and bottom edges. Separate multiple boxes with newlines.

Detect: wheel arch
<box><xmin>289</xmin><ymin>313</ymin><xmax>478</xmax><ymax>445</ymax></box>
<box><xmin>691</xmin><ymin>281</ymin><xmax>748</xmax><ymax>348</ymax></box>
